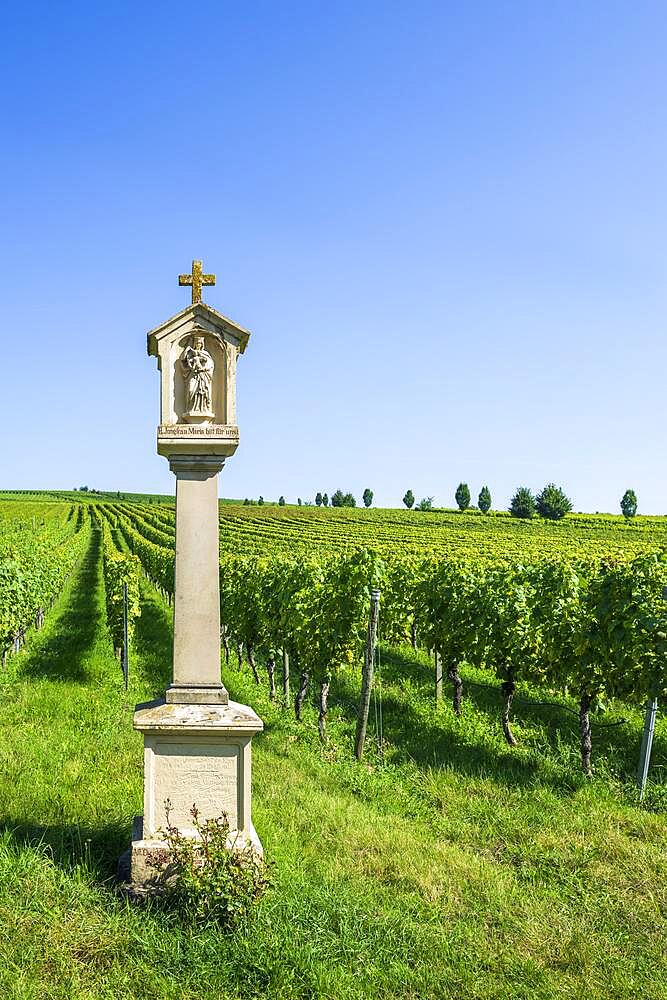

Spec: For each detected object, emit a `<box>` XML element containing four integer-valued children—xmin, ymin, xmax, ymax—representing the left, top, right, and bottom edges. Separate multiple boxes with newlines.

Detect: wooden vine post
<box><xmin>355</xmin><ymin>588</ymin><xmax>381</xmax><ymax>761</ymax></box>
<box><xmin>282</xmin><ymin>648</ymin><xmax>290</xmax><ymax>702</ymax></box>
<box><xmin>435</xmin><ymin>649</ymin><xmax>443</xmax><ymax>706</ymax></box>
<box><xmin>636</xmin><ymin>584</ymin><xmax>667</xmax><ymax>798</ymax></box>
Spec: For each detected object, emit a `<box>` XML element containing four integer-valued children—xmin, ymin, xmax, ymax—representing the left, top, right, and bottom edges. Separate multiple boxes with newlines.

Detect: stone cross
<box><xmin>178</xmin><ymin>259</ymin><xmax>216</xmax><ymax>304</ymax></box>
<box><xmin>126</xmin><ymin>265</ymin><xmax>263</xmax><ymax>885</ymax></box>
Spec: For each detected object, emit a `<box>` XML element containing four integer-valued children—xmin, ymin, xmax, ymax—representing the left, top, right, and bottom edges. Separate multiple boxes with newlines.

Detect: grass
<box><xmin>1</xmin><ymin>529</ymin><xmax>667</xmax><ymax>998</ymax></box>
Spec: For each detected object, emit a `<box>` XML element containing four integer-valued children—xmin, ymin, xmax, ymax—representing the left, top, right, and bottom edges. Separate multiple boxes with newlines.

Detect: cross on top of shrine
<box><xmin>178</xmin><ymin>259</ymin><xmax>216</xmax><ymax>304</ymax></box>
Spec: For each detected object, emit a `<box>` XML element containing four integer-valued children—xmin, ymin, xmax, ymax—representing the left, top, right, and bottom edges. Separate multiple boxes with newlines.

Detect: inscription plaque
<box><xmin>152</xmin><ymin>742</ymin><xmax>239</xmax><ymax>831</ymax></box>
<box><xmin>158</xmin><ymin>424</ymin><xmax>239</xmax><ymax>438</ymax></box>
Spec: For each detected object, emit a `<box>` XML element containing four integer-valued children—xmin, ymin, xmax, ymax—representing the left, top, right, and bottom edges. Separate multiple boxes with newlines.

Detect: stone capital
<box><xmin>168</xmin><ymin>454</ymin><xmax>225</xmax><ymax>479</ymax></box>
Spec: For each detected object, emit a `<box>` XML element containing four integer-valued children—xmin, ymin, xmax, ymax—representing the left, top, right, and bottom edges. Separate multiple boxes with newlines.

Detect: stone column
<box><xmin>167</xmin><ymin>455</ymin><xmax>228</xmax><ymax>705</ymax></box>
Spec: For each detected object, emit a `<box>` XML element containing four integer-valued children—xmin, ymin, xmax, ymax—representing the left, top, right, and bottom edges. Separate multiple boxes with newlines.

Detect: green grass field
<box><xmin>2</xmin><ymin>523</ymin><xmax>667</xmax><ymax>999</ymax></box>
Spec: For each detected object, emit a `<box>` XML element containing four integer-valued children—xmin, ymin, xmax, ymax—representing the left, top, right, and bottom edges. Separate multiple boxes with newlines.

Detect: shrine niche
<box><xmin>173</xmin><ymin>329</ymin><xmax>225</xmax><ymax>424</ymax></box>
<box><xmin>181</xmin><ymin>334</ymin><xmax>216</xmax><ymax>419</ymax></box>
<box><xmin>146</xmin><ymin>265</ymin><xmax>250</xmax><ymax>457</ymax></box>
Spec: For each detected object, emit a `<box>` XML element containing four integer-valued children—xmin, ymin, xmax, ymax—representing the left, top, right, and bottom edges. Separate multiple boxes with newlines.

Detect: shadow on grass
<box><xmin>0</xmin><ymin>816</ymin><xmax>129</xmax><ymax>883</ymax></box>
<box><xmin>132</xmin><ymin>579</ymin><xmax>172</xmax><ymax>696</ymax></box>
<box><xmin>382</xmin><ymin>644</ymin><xmax>646</xmax><ymax>751</ymax></box>
<box><xmin>333</xmin><ymin>644</ymin><xmax>649</xmax><ymax>793</ymax></box>
<box><xmin>21</xmin><ymin>529</ymin><xmax>102</xmax><ymax>684</ymax></box>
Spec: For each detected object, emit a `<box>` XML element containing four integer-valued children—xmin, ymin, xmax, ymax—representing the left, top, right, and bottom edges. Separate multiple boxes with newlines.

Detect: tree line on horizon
<box><xmin>401</xmin><ymin>484</ymin><xmax>640</xmax><ymax>520</ymax></box>
<box><xmin>241</xmin><ymin>486</ymin><xmax>641</xmax><ymax>518</ymax></box>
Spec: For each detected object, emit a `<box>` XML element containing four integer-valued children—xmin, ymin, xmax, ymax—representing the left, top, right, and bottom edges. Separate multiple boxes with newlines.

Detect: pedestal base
<box><xmin>126</xmin><ymin>698</ymin><xmax>263</xmax><ymax>887</ymax></box>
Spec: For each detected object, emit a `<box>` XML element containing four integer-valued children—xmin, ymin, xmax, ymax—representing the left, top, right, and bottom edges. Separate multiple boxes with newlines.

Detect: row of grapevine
<box><xmin>217</xmin><ymin>549</ymin><xmax>667</xmax><ymax>769</ymax></box>
<box><xmin>0</xmin><ymin>504</ymin><xmax>90</xmax><ymax>655</ymax></box>
<box><xmin>219</xmin><ymin>549</ymin><xmax>383</xmax><ymax>737</ymax></box>
<box><xmin>111</xmin><ymin>507</ymin><xmax>175</xmax><ymax>599</ymax></box>
<box><xmin>98</xmin><ymin>516</ymin><xmax>142</xmax><ymax>657</ymax></box>
<box><xmin>411</xmin><ymin>554</ymin><xmax>667</xmax><ymax>772</ymax></box>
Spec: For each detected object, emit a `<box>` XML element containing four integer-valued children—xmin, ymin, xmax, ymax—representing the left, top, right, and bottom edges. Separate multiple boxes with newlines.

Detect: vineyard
<box><xmin>0</xmin><ymin>501</ymin><xmax>89</xmax><ymax>658</ymax></box>
<box><xmin>1</xmin><ymin>494</ymin><xmax>667</xmax><ymax>998</ymax></box>
<box><xmin>3</xmin><ymin>495</ymin><xmax>665</xmax><ymax>775</ymax></box>
<box><xmin>213</xmin><ymin>503</ymin><xmax>667</xmax><ymax>561</ymax></box>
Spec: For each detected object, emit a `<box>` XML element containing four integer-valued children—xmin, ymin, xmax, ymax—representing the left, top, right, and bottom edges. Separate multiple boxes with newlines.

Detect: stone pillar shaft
<box><xmin>166</xmin><ymin>455</ymin><xmax>228</xmax><ymax>705</ymax></box>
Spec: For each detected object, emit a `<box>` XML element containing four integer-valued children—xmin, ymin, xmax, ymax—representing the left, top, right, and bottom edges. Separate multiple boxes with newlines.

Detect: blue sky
<box><xmin>2</xmin><ymin>1</ymin><xmax>665</xmax><ymax>511</ymax></box>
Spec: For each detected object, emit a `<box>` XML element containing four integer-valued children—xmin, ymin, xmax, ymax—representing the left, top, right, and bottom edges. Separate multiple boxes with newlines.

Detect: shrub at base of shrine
<box><xmin>146</xmin><ymin>801</ymin><xmax>272</xmax><ymax>931</ymax></box>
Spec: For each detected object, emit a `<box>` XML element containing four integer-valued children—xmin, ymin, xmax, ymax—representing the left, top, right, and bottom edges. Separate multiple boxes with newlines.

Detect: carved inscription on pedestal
<box><xmin>158</xmin><ymin>424</ymin><xmax>239</xmax><ymax>437</ymax></box>
<box><xmin>152</xmin><ymin>742</ymin><xmax>238</xmax><ymax>830</ymax></box>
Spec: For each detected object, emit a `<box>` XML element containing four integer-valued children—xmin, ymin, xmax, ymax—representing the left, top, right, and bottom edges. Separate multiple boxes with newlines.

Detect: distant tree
<box><xmin>243</xmin><ymin>498</ymin><xmax>250</xmax><ymax>505</ymax></box>
<box><xmin>278</xmin><ymin>496</ymin><xmax>286</xmax><ymax>506</ymax></box>
<box><xmin>455</xmin><ymin>483</ymin><xmax>471</xmax><ymax>511</ymax></box>
<box><xmin>322</xmin><ymin>493</ymin><xmax>329</xmax><ymax>507</ymax></box>
<box><xmin>298</xmin><ymin>498</ymin><xmax>302</xmax><ymax>506</ymax></box>
<box><xmin>510</xmin><ymin>486</ymin><xmax>536</xmax><ymax>519</ymax></box>
<box><xmin>315</xmin><ymin>492</ymin><xmax>323</xmax><ymax>506</ymax></box>
<box><xmin>417</xmin><ymin>497</ymin><xmax>433</xmax><ymax>511</ymax></box>
<box><xmin>403</xmin><ymin>489</ymin><xmax>415</xmax><ymax>509</ymax></box>
<box><xmin>621</xmin><ymin>489</ymin><xmax>638</xmax><ymax>519</ymax></box>
<box><xmin>362</xmin><ymin>488</ymin><xmax>373</xmax><ymax>508</ymax></box>
<box><xmin>535</xmin><ymin>483</ymin><xmax>572</xmax><ymax>521</ymax></box>
<box><xmin>80</xmin><ymin>486</ymin><xmax>88</xmax><ymax>492</ymax></box>
<box><xmin>258</xmin><ymin>496</ymin><xmax>264</xmax><ymax>506</ymax></box>
<box><xmin>478</xmin><ymin>485</ymin><xmax>492</xmax><ymax>513</ymax></box>
<box><xmin>331</xmin><ymin>490</ymin><xmax>356</xmax><ymax>508</ymax></box>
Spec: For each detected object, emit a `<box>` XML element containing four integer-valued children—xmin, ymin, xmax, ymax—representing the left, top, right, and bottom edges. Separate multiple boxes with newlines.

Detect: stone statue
<box><xmin>181</xmin><ymin>334</ymin><xmax>214</xmax><ymax>416</ymax></box>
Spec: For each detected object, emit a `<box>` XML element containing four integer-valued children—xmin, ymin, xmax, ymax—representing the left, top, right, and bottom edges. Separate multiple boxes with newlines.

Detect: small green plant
<box><xmin>147</xmin><ymin>802</ymin><xmax>272</xmax><ymax>930</ymax></box>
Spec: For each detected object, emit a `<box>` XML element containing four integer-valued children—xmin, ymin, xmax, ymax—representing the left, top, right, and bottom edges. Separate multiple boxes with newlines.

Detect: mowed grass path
<box><xmin>1</xmin><ymin>528</ymin><xmax>667</xmax><ymax>999</ymax></box>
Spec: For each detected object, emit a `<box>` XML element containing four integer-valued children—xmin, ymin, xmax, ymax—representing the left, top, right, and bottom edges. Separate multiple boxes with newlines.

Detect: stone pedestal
<box><xmin>130</xmin><ymin>700</ymin><xmax>263</xmax><ymax>884</ymax></box>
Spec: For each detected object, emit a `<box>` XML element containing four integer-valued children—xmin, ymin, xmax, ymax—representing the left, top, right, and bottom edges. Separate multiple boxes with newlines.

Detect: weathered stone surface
<box><xmin>124</xmin><ymin>278</ymin><xmax>263</xmax><ymax>887</ymax></box>
<box><xmin>133</xmin><ymin>698</ymin><xmax>265</xmax><ymax>734</ymax></box>
<box><xmin>132</xmin><ymin>701</ymin><xmax>263</xmax><ymax>859</ymax></box>
<box><xmin>168</xmin><ymin>456</ymin><xmax>226</xmax><ymax>701</ymax></box>
<box><xmin>146</xmin><ymin>301</ymin><xmax>249</xmax><ymax>458</ymax></box>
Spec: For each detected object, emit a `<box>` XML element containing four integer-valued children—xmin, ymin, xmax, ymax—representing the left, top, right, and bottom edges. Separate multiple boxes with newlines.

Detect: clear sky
<box><xmin>2</xmin><ymin>1</ymin><xmax>665</xmax><ymax>512</ymax></box>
